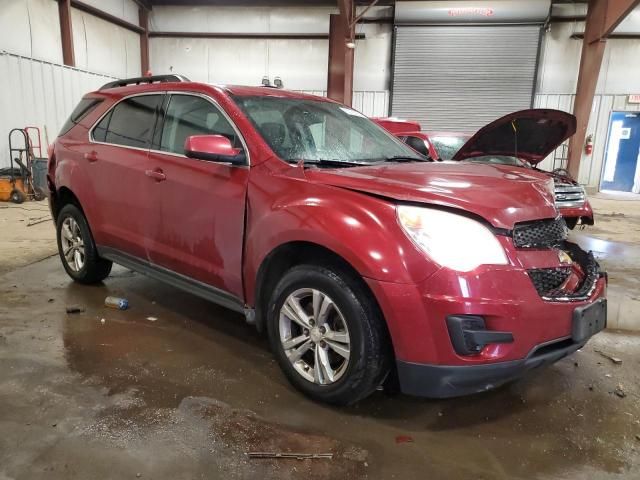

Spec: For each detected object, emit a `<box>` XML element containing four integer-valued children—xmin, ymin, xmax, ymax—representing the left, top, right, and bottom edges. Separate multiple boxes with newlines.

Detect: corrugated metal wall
<box><xmin>0</xmin><ymin>52</ymin><xmax>114</xmax><ymax>168</ymax></box>
<box><xmin>0</xmin><ymin>51</ymin><xmax>388</xmax><ymax>170</ymax></box>
<box><xmin>71</xmin><ymin>7</ymin><xmax>141</xmax><ymax>78</ymax></box>
<box><xmin>0</xmin><ymin>0</ymin><xmax>63</xmax><ymax>64</ymax></box>
<box><xmin>148</xmin><ymin>6</ymin><xmax>392</xmax><ymax>93</ymax></box>
<box><xmin>534</xmin><ymin>94</ymin><xmax>640</xmax><ymax>188</ymax></box>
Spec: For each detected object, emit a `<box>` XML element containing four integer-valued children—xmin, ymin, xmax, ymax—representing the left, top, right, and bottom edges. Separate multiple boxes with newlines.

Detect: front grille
<box><xmin>527</xmin><ymin>267</ymin><xmax>572</xmax><ymax>296</ymax></box>
<box><xmin>527</xmin><ymin>247</ymin><xmax>601</xmax><ymax>300</ymax></box>
<box><xmin>512</xmin><ymin>217</ymin><xmax>568</xmax><ymax>249</ymax></box>
<box><xmin>554</xmin><ymin>184</ymin><xmax>586</xmax><ymax>208</ymax></box>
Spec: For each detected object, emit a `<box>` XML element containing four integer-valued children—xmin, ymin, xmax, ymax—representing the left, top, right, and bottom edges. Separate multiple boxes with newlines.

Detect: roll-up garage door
<box><xmin>391</xmin><ymin>25</ymin><xmax>541</xmax><ymax>132</ymax></box>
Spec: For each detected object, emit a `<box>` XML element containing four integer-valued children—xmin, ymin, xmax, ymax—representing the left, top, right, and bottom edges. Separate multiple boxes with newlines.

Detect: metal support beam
<box><xmin>586</xmin><ymin>0</ymin><xmax>640</xmax><ymax>43</ymax></box>
<box><xmin>58</xmin><ymin>0</ymin><xmax>75</xmax><ymax>66</ymax></box>
<box><xmin>70</xmin><ymin>0</ymin><xmax>145</xmax><ymax>34</ymax></box>
<box><xmin>327</xmin><ymin>0</ymin><xmax>355</xmax><ymax>105</ymax></box>
<box><xmin>139</xmin><ymin>8</ymin><xmax>150</xmax><ymax>75</ymax></box>
<box><xmin>566</xmin><ymin>0</ymin><xmax>640</xmax><ymax>179</ymax></box>
<box><xmin>149</xmin><ymin>31</ymin><xmax>365</xmax><ymax>40</ymax></box>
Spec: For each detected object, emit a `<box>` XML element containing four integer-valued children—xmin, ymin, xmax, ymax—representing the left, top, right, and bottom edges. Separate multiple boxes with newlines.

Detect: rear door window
<box><xmin>92</xmin><ymin>94</ymin><xmax>163</xmax><ymax>149</ymax></box>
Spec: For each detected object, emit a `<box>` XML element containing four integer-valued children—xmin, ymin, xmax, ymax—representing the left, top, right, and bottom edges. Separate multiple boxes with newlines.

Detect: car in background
<box><xmin>373</xmin><ymin>113</ymin><xmax>594</xmax><ymax>229</ymax></box>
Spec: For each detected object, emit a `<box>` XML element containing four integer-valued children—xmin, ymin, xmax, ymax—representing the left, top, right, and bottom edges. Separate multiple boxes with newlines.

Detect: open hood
<box><xmin>452</xmin><ymin>109</ymin><xmax>576</xmax><ymax>165</ymax></box>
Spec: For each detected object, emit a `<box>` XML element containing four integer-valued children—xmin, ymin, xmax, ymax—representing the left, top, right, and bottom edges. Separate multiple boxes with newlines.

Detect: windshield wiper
<box><xmin>292</xmin><ymin>159</ymin><xmax>369</xmax><ymax>168</ymax></box>
<box><xmin>382</xmin><ymin>155</ymin><xmax>431</xmax><ymax>163</ymax></box>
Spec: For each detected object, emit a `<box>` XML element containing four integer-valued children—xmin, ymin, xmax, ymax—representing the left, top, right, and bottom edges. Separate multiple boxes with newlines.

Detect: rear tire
<box><xmin>56</xmin><ymin>204</ymin><xmax>112</xmax><ymax>284</ymax></box>
<box><xmin>266</xmin><ymin>264</ymin><xmax>391</xmax><ymax>405</ymax></box>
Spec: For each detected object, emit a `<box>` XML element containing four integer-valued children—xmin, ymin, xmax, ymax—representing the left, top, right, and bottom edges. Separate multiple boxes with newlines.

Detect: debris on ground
<box><xmin>605</xmin><ymin>374</ymin><xmax>612</xmax><ymax>378</ymax></box>
<box><xmin>342</xmin><ymin>446</ymin><xmax>368</xmax><ymax>462</ymax></box>
<box><xmin>26</xmin><ymin>217</ymin><xmax>50</xmax><ymax>227</ymax></box>
<box><xmin>146</xmin><ymin>316</ymin><xmax>158</xmax><ymax>322</ymax></box>
<box><xmin>247</xmin><ymin>452</ymin><xmax>333</xmax><ymax>460</ymax></box>
<box><xmin>614</xmin><ymin>384</ymin><xmax>627</xmax><ymax>398</ymax></box>
<box><xmin>595</xmin><ymin>349</ymin><xmax>623</xmax><ymax>365</ymax></box>
<box><xmin>47</xmin><ymin>298</ymin><xmax>54</xmax><ymax>303</ymax></box>
<box><xmin>395</xmin><ymin>435</ymin><xmax>414</xmax><ymax>444</ymax></box>
<box><xmin>105</xmin><ymin>296</ymin><xmax>129</xmax><ymax>310</ymax></box>
<box><xmin>66</xmin><ymin>305</ymin><xmax>85</xmax><ymax>314</ymax></box>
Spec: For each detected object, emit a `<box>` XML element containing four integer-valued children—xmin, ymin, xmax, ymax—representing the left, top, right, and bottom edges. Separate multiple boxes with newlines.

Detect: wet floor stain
<box><xmin>1</xmin><ymin>258</ymin><xmax>640</xmax><ymax>479</ymax></box>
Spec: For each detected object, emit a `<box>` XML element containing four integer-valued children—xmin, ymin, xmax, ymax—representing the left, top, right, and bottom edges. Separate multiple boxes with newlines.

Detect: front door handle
<box><xmin>84</xmin><ymin>151</ymin><xmax>98</xmax><ymax>163</ymax></box>
<box><xmin>145</xmin><ymin>169</ymin><xmax>166</xmax><ymax>182</ymax></box>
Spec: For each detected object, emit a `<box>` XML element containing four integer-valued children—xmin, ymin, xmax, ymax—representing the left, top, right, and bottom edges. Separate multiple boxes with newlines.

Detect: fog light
<box><xmin>446</xmin><ymin>315</ymin><xmax>514</xmax><ymax>356</ymax></box>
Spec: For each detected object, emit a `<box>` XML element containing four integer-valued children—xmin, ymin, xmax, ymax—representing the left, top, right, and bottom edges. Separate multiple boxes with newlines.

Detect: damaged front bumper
<box><xmin>367</xmin><ymin>231</ymin><xmax>608</xmax><ymax>399</ymax></box>
<box><xmin>396</xmin><ymin>335</ymin><xmax>590</xmax><ymax>398</ymax></box>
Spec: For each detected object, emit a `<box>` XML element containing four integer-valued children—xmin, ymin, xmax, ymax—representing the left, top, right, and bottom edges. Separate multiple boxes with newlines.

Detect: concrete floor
<box><xmin>576</xmin><ymin>195</ymin><xmax>640</xmax><ymax>330</ymax></box>
<box><xmin>0</xmin><ymin>196</ymin><xmax>639</xmax><ymax>479</ymax></box>
<box><xmin>0</xmin><ymin>201</ymin><xmax>56</xmax><ymax>275</ymax></box>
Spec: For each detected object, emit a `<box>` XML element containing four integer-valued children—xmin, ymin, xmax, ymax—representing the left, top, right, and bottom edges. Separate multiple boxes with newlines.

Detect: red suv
<box><xmin>48</xmin><ymin>75</ymin><xmax>607</xmax><ymax>405</ymax></box>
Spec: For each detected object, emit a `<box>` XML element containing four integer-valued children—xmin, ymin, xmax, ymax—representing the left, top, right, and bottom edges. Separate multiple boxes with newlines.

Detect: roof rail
<box><xmin>99</xmin><ymin>74</ymin><xmax>190</xmax><ymax>90</ymax></box>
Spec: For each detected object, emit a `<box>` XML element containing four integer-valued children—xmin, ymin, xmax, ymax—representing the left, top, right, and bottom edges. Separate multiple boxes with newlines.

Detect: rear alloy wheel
<box><xmin>56</xmin><ymin>204</ymin><xmax>112</xmax><ymax>284</ymax></box>
<box><xmin>60</xmin><ymin>216</ymin><xmax>86</xmax><ymax>272</ymax></box>
<box><xmin>267</xmin><ymin>265</ymin><xmax>390</xmax><ymax>405</ymax></box>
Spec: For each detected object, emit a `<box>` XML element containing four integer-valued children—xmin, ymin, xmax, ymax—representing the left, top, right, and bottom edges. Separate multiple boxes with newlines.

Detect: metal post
<box><xmin>139</xmin><ymin>8</ymin><xmax>150</xmax><ymax>75</ymax></box>
<box><xmin>58</xmin><ymin>0</ymin><xmax>75</xmax><ymax>67</ymax></box>
<box><xmin>327</xmin><ymin>0</ymin><xmax>355</xmax><ymax>105</ymax></box>
<box><xmin>566</xmin><ymin>0</ymin><xmax>640</xmax><ymax>179</ymax></box>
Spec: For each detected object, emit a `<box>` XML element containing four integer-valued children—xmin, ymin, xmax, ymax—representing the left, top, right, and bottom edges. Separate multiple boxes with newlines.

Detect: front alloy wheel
<box><xmin>279</xmin><ymin>288</ymin><xmax>351</xmax><ymax>385</ymax></box>
<box><xmin>267</xmin><ymin>264</ymin><xmax>391</xmax><ymax>405</ymax></box>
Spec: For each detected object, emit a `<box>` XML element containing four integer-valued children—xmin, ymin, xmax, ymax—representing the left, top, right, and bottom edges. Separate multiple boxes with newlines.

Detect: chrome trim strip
<box><xmin>87</xmin><ymin>90</ymin><xmax>251</xmax><ymax>167</ymax></box>
<box><xmin>556</xmin><ymin>200</ymin><xmax>586</xmax><ymax>208</ymax></box>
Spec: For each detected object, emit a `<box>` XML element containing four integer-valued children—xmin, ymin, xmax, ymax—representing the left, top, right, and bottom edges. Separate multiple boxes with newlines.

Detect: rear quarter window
<box><xmin>59</xmin><ymin>98</ymin><xmax>103</xmax><ymax>136</ymax></box>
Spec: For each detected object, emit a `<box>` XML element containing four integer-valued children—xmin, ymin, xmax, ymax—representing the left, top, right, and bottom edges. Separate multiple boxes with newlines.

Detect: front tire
<box><xmin>267</xmin><ymin>264</ymin><xmax>391</xmax><ymax>405</ymax></box>
<box><xmin>56</xmin><ymin>204</ymin><xmax>112</xmax><ymax>284</ymax></box>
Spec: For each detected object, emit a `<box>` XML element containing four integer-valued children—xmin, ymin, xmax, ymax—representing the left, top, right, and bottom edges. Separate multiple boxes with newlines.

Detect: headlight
<box><xmin>397</xmin><ymin>206</ymin><xmax>508</xmax><ymax>272</ymax></box>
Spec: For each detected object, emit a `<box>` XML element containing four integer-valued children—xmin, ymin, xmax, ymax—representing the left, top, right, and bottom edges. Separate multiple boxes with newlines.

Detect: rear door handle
<box><xmin>84</xmin><ymin>151</ymin><xmax>98</xmax><ymax>163</ymax></box>
<box><xmin>145</xmin><ymin>169</ymin><xmax>166</xmax><ymax>182</ymax></box>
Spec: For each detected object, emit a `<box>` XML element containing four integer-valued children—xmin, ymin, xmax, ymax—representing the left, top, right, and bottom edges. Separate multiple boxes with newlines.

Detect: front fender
<box><xmin>243</xmin><ymin>170</ymin><xmax>438</xmax><ymax>304</ymax></box>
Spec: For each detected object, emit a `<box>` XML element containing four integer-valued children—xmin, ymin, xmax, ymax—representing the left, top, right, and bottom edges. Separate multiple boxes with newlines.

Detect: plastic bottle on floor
<box><xmin>105</xmin><ymin>296</ymin><xmax>129</xmax><ymax>310</ymax></box>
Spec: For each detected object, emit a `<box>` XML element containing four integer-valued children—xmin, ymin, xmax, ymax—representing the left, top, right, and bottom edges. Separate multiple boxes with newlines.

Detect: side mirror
<box><xmin>184</xmin><ymin>135</ymin><xmax>245</xmax><ymax>165</ymax></box>
<box><xmin>405</xmin><ymin>136</ymin><xmax>430</xmax><ymax>158</ymax></box>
